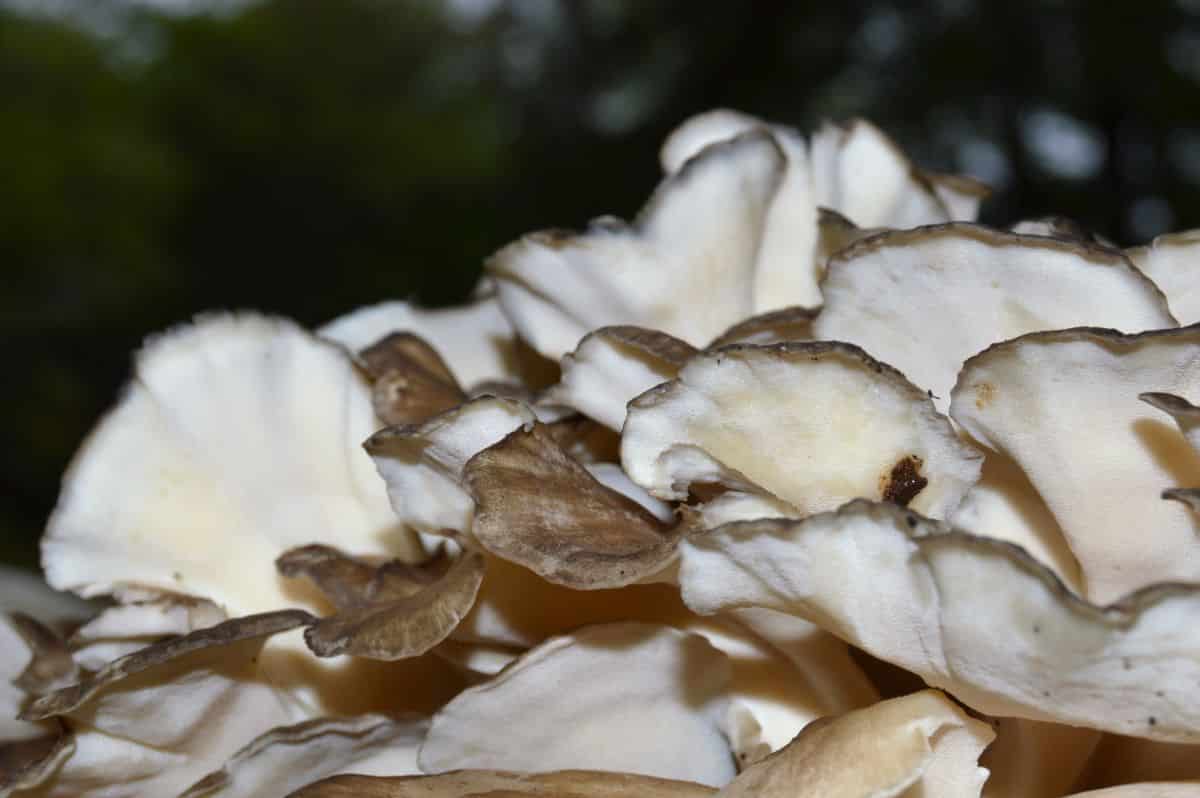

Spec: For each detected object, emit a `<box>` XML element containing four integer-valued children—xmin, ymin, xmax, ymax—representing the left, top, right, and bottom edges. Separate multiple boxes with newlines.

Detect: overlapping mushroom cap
<box><xmin>12</xmin><ymin>108</ymin><xmax>1200</xmax><ymax>798</ymax></box>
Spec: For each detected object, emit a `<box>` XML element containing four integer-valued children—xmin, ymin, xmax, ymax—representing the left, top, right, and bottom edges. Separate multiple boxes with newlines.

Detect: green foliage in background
<box><xmin>4</xmin><ymin>0</ymin><xmax>1200</xmax><ymax>567</ymax></box>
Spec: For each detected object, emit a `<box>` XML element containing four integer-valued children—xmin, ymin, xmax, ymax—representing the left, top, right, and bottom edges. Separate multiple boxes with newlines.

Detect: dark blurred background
<box><xmin>3</xmin><ymin>0</ymin><xmax>1199</xmax><ymax>569</ymax></box>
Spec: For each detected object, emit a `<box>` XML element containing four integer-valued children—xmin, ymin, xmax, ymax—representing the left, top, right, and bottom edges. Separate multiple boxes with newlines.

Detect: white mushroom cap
<box><xmin>487</xmin><ymin>131</ymin><xmax>785</xmax><ymax>360</ymax></box>
<box><xmin>42</xmin><ymin>313</ymin><xmax>424</xmax><ymax>618</ymax></box>
<box><xmin>23</xmin><ymin>610</ymin><xmax>313</xmax><ymax>797</ymax></box>
<box><xmin>810</xmin><ymin>118</ymin><xmax>954</xmax><ymax>228</ymax></box>
<box><xmin>719</xmin><ymin>689</ymin><xmax>993</xmax><ymax>798</ymax></box>
<box><xmin>366</xmin><ymin>396</ymin><xmax>536</xmax><ymax>539</ymax></box>
<box><xmin>178</xmin><ymin>715</ymin><xmax>427</xmax><ymax>797</ymax></box>
<box><xmin>679</xmin><ymin>499</ymin><xmax>1200</xmax><ymax>742</ymax></box>
<box><xmin>547</xmin><ymin>326</ymin><xmax>697</xmax><ymax>432</ymax></box>
<box><xmin>1127</xmin><ymin>230</ymin><xmax>1200</xmax><ymax>326</ymax></box>
<box><xmin>320</xmin><ymin>291</ymin><xmax>521</xmax><ymax>391</ymax></box>
<box><xmin>419</xmin><ymin>623</ymin><xmax>737</xmax><ymax>787</ymax></box>
<box><xmin>621</xmin><ymin>343</ymin><xmax>981</xmax><ymax>520</ymax></box>
<box><xmin>813</xmin><ymin>225</ymin><xmax>1177</xmax><ymax>410</ymax></box>
<box><xmin>951</xmin><ymin>326</ymin><xmax>1200</xmax><ymax>602</ymax></box>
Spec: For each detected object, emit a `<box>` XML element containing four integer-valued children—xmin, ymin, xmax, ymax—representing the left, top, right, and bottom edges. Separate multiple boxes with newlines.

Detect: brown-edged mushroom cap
<box><xmin>706</xmin><ymin>307</ymin><xmax>816</xmax><ymax>348</ymax></box>
<box><xmin>366</xmin><ymin>396</ymin><xmax>537</xmax><ymax>539</ymax></box>
<box><xmin>290</xmin><ymin>769</ymin><xmax>716</xmax><ymax>798</ymax></box>
<box><xmin>0</xmin><ymin>615</ymin><xmax>74</xmax><ymax>798</ymax></box>
<box><xmin>179</xmin><ymin>715</ymin><xmax>428</xmax><ymax>798</ymax></box>
<box><xmin>678</xmin><ymin>499</ymin><xmax>1200</xmax><ymax>742</ymax></box>
<box><xmin>1127</xmin><ymin>230</ymin><xmax>1200</xmax><ymax>326</ymax></box>
<box><xmin>358</xmin><ymin>333</ymin><xmax>467</xmax><ymax>426</ymax></box>
<box><xmin>719</xmin><ymin>690</ymin><xmax>993</xmax><ymax>798</ymax></box>
<box><xmin>419</xmin><ymin>623</ymin><xmax>736</xmax><ymax>787</ymax></box>
<box><xmin>621</xmin><ymin>343</ymin><xmax>981</xmax><ymax>520</ymax></box>
<box><xmin>951</xmin><ymin>326</ymin><xmax>1200</xmax><ymax>602</ymax></box>
<box><xmin>546</xmin><ymin>326</ymin><xmax>698</xmax><ymax>431</ymax></box>
<box><xmin>23</xmin><ymin>609</ymin><xmax>311</xmax><ymax>722</ymax></box>
<box><xmin>320</xmin><ymin>292</ymin><xmax>520</xmax><ymax>391</ymax></box>
<box><xmin>277</xmin><ymin>547</ymin><xmax>485</xmax><ymax>660</ymax></box>
<box><xmin>463</xmin><ymin>423</ymin><xmax>680</xmax><ymax>589</ymax></box>
<box><xmin>41</xmin><ymin>313</ymin><xmax>425</xmax><ymax>618</ymax></box>
<box><xmin>20</xmin><ymin>610</ymin><xmax>312</xmax><ymax>796</ymax></box>
<box><xmin>487</xmin><ymin>131</ymin><xmax>785</xmax><ymax>360</ymax></box>
<box><xmin>813</xmin><ymin>225</ymin><xmax>1177</xmax><ymax>410</ymax></box>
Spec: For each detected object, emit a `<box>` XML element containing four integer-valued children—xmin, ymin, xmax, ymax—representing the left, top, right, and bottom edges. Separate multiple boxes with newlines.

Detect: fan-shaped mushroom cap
<box><xmin>42</xmin><ymin>314</ymin><xmax>425</xmax><ymax>618</ymax></box>
<box><xmin>809</xmin><ymin>118</ymin><xmax>953</xmax><ymax>228</ymax></box>
<box><xmin>487</xmin><ymin>132</ymin><xmax>785</xmax><ymax>360</ymax></box>
<box><xmin>419</xmin><ymin>623</ymin><xmax>736</xmax><ymax>787</ymax></box>
<box><xmin>462</xmin><ymin>423</ymin><xmax>680</xmax><ymax>590</ymax></box>
<box><xmin>814</xmin><ymin>225</ymin><xmax>1177</xmax><ymax>410</ymax></box>
<box><xmin>622</xmin><ymin>343</ymin><xmax>981</xmax><ymax>519</ymax></box>
<box><xmin>22</xmin><ymin>610</ymin><xmax>312</xmax><ymax>797</ymax></box>
<box><xmin>366</xmin><ymin>396</ymin><xmax>537</xmax><ymax>539</ymax></box>
<box><xmin>179</xmin><ymin>715</ymin><xmax>427</xmax><ymax>798</ymax></box>
<box><xmin>277</xmin><ymin>545</ymin><xmax>486</xmax><ymax>660</ymax></box>
<box><xmin>1127</xmin><ymin>230</ymin><xmax>1200</xmax><ymax>326</ymax></box>
<box><xmin>0</xmin><ymin>615</ymin><xmax>75</xmax><ymax>797</ymax></box>
<box><xmin>951</xmin><ymin>326</ymin><xmax>1200</xmax><ymax>602</ymax></box>
<box><xmin>320</xmin><ymin>293</ymin><xmax>519</xmax><ymax>391</ymax></box>
<box><xmin>679</xmin><ymin>499</ymin><xmax>1200</xmax><ymax>742</ymax></box>
<box><xmin>547</xmin><ymin>327</ymin><xmax>697</xmax><ymax>431</ymax></box>
<box><xmin>719</xmin><ymin>689</ymin><xmax>993</xmax><ymax>798</ymax></box>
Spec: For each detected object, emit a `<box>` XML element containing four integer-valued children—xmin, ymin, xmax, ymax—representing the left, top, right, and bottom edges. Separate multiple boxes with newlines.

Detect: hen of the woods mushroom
<box><xmin>6</xmin><ymin>110</ymin><xmax>1200</xmax><ymax>798</ymax></box>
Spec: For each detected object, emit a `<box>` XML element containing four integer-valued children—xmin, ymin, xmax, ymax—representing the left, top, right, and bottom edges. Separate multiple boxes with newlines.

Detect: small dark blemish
<box><xmin>1148</xmin><ymin>716</ymin><xmax>1157</xmax><ymax>726</ymax></box>
<box><xmin>1155</xmin><ymin>690</ymin><xmax>1165</xmax><ymax>697</ymax></box>
<box><xmin>1123</xmin><ymin>657</ymin><xmax>1133</xmax><ymax>670</ymax></box>
<box><xmin>1042</xmin><ymin>690</ymin><xmax>1050</xmax><ymax>697</ymax></box>
<box><xmin>882</xmin><ymin>455</ymin><xmax>928</xmax><ymax>507</ymax></box>
<box><xmin>905</xmin><ymin>514</ymin><xmax>918</xmax><ymax>529</ymax></box>
<box><xmin>173</xmin><ymin>571</ymin><xmax>183</xmax><ymax>581</ymax></box>
<box><xmin>1032</xmin><ymin>624</ymin><xmax>1040</xmax><ymax>634</ymax></box>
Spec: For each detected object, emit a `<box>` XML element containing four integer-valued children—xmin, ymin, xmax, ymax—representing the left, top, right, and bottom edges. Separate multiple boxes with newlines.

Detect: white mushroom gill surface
<box><xmin>41</xmin><ymin>314</ymin><xmax>425</xmax><ymax>619</ymax></box>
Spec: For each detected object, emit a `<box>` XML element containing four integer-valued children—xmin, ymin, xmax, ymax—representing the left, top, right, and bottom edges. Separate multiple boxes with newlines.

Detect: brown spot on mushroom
<box><xmin>974</xmin><ymin>382</ymin><xmax>995</xmax><ymax>410</ymax></box>
<box><xmin>881</xmin><ymin>456</ymin><xmax>928</xmax><ymax>507</ymax></box>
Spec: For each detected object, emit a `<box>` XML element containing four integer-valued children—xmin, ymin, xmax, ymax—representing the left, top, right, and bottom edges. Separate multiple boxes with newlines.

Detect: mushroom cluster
<box><xmin>4</xmin><ymin>111</ymin><xmax>1200</xmax><ymax>798</ymax></box>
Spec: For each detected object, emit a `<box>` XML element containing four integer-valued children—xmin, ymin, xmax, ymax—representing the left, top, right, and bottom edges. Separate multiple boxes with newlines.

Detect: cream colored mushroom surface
<box><xmin>678</xmin><ymin>499</ymin><xmax>1200</xmax><ymax>742</ymax></box>
<box><xmin>178</xmin><ymin>715</ymin><xmax>428</xmax><ymax>798</ymax></box>
<box><xmin>320</xmin><ymin>291</ymin><xmax>520</xmax><ymax>391</ymax></box>
<box><xmin>291</xmin><ymin>689</ymin><xmax>990</xmax><ymax>798</ymax></box>
<box><xmin>418</xmin><ymin>623</ymin><xmax>736</xmax><ymax>787</ymax></box>
<box><xmin>1127</xmin><ymin>230</ymin><xmax>1200</xmax><ymax>326</ymax></box>
<box><xmin>487</xmin><ymin>131</ymin><xmax>784</xmax><ymax>361</ymax></box>
<box><xmin>17</xmin><ymin>609</ymin><xmax>313</xmax><ymax>797</ymax></box>
<box><xmin>951</xmin><ymin>326</ymin><xmax>1200</xmax><ymax>602</ymax></box>
<box><xmin>621</xmin><ymin>342</ymin><xmax>981</xmax><ymax>520</ymax></box>
<box><xmin>813</xmin><ymin>225</ymin><xmax>1177</xmax><ymax>411</ymax></box>
<box><xmin>42</xmin><ymin>313</ymin><xmax>426</xmax><ymax>618</ymax></box>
